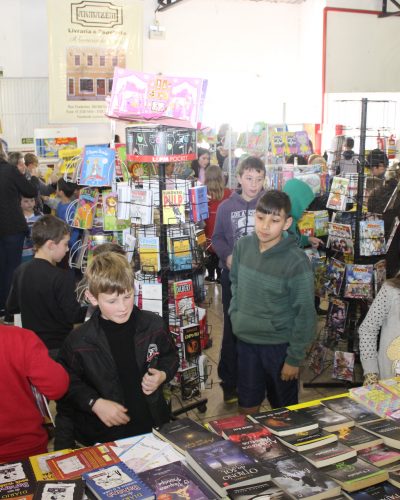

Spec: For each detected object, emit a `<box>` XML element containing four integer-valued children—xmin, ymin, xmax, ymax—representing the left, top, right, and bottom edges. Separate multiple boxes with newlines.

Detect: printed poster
<box><xmin>47</xmin><ymin>0</ymin><xmax>143</xmax><ymax>123</ymax></box>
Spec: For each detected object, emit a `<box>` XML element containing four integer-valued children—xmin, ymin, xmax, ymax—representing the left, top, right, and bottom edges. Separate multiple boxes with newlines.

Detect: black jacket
<box><xmin>0</xmin><ymin>161</ymin><xmax>38</xmax><ymax>237</ymax></box>
<box><xmin>56</xmin><ymin>307</ymin><xmax>179</xmax><ymax>446</ymax></box>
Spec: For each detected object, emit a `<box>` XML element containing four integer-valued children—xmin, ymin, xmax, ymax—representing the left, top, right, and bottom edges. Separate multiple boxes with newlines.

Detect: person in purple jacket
<box><xmin>212</xmin><ymin>156</ymin><xmax>265</xmax><ymax>403</ymax></box>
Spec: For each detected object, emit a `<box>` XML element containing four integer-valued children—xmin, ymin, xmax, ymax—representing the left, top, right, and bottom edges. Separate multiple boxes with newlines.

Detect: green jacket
<box><xmin>229</xmin><ymin>232</ymin><xmax>316</xmax><ymax>367</ymax></box>
<box><xmin>283</xmin><ymin>178</ymin><xmax>315</xmax><ymax>248</ymax></box>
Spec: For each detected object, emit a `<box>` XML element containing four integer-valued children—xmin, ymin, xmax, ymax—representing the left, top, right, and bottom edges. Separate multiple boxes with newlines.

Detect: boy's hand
<box><xmin>142</xmin><ymin>368</ymin><xmax>166</xmax><ymax>395</ymax></box>
<box><xmin>91</xmin><ymin>398</ymin><xmax>130</xmax><ymax>427</ymax></box>
<box><xmin>226</xmin><ymin>254</ymin><xmax>233</xmax><ymax>270</ymax></box>
<box><xmin>281</xmin><ymin>363</ymin><xmax>299</xmax><ymax>382</ymax></box>
<box><xmin>308</xmin><ymin>236</ymin><xmax>324</xmax><ymax>249</ymax></box>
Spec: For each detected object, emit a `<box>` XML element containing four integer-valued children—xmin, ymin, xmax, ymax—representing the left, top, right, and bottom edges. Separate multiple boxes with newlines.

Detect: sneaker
<box><xmin>223</xmin><ymin>388</ymin><xmax>238</xmax><ymax>404</ymax></box>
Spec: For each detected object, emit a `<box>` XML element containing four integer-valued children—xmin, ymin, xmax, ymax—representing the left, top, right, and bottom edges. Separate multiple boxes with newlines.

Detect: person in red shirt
<box><xmin>204</xmin><ymin>165</ymin><xmax>231</xmax><ymax>283</ymax></box>
<box><xmin>0</xmin><ymin>325</ymin><xmax>69</xmax><ymax>463</ymax></box>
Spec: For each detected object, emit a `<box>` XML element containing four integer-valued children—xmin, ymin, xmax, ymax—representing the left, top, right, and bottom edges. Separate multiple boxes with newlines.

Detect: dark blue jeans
<box><xmin>217</xmin><ymin>268</ymin><xmax>238</xmax><ymax>391</ymax></box>
<box><xmin>237</xmin><ymin>340</ymin><xmax>299</xmax><ymax>409</ymax></box>
<box><xmin>0</xmin><ymin>232</ymin><xmax>25</xmax><ymax>313</ymax></box>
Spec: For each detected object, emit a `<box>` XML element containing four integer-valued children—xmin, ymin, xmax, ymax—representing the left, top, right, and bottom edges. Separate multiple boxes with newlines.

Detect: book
<box><xmin>180</xmin><ymin>364</ymin><xmax>201</xmax><ymax>400</ymax></box>
<box><xmin>189</xmin><ymin>185</ymin><xmax>209</xmax><ymax>223</ymax></box>
<box><xmin>389</xmin><ymin>471</ymin><xmax>400</xmax><ymax>488</ymax></box>
<box><xmin>295</xmin><ymin>131</ymin><xmax>312</xmax><ymax>156</ymax></box>
<box><xmin>327</xmin><ymin>177</ymin><xmax>350</xmax><ymax>211</ymax></box>
<box><xmin>162</xmin><ymin>189</ymin><xmax>186</xmax><ymax>225</ymax></box>
<box><xmin>360</xmin><ymin>220</ymin><xmax>386</xmax><ymax>256</ymax></box>
<box><xmin>336</xmin><ymin>426</ymin><xmax>383</xmax><ymax>451</ymax></box>
<box><xmin>359</xmin><ymin>420</ymin><xmax>400</xmax><ymax>450</ymax></box>
<box><xmin>206</xmin><ymin>415</ymin><xmax>249</xmax><ymax>436</ymax></box>
<box><xmin>130</xmin><ymin>189</ymin><xmax>153</xmax><ymax>225</ymax></box>
<box><xmin>152</xmin><ymin>417</ymin><xmax>223</xmax><ymax>454</ymax></box>
<box><xmin>350</xmin><ymin>384</ymin><xmax>400</xmax><ymax>419</ymax></box>
<box><xmin>324</xmin><ymin>258</ymin><xmax>346</xmax><ymax>297</ymax></box>
<box><xmin>332</xmin><ymin>351</ymin><xmax>355</xmax><ymax>382</ymax></box>
<box><xmin>226</xmin><ymin>480</ymin><xmax>292</xmax><ymax>500</ymax></box>
<box><xmin>223</xmin><ymin>423</ymin><xmax>290</xmax><ymax>461</ymax></box>
<box><xmin>301</xmin><ymin>404</ymin><xmax>354</xmax><ymax>432</ymax></box>
<box><xmin>298</xmin><ymin>212</ymin><xmax>315</xmax><ymax>237</ymax></box>
<box><xmin>29</xmin><ymin>450</ymin><xmax>73</xmax><ymax>481</ymax></box>
<box><xmin>374</xmin><ymin>260</ymin><xmax>387</xmax><ymax>296</ymax></box>
<box><xmin>347</xmin><ymin>481</ymin><xmax>400</xmax><ymax>500</ymax></box>
<box><xmin>322</xmin><ymin>456</ymin><xmax>388</xmax><ymax>492</ymax></box>
<box><xmin>358</xmin><ymin>443</ymin><xmax>400</xmax><ymax>467</ymax></box>
<box><xmin>379</xmin><ymin>377</ymin><xmax>400</xmax><ymax>398</ymax></box>
<box><xmin>327</xmin><ymin>222</ymin><xmax>354</xmax><ymax>255</ymax></box>
<box><xmin>102</xmin><ymin>191</ymin><xmax>130</xmax><ymax>232</ymax></box>
<box><xmin>315</xmin><ymin>211</ymin><xmax>329</xmax><ymax>237</ymax></box>
<box><xmin>0</xmin><ymin>460</ymin><xmax>36</xmax><ymax>499</ymax></box>
<box><xmin>168</xmin><ymin>235</ymin><xmax>192</xmax><ymax>271</ymax></box>
<box><xmin>180</xmin><ymin>323</ymin><xmax>201</xmax><ymax>362</ymax></box>
<box><xmin>138</xmin><ymin>236</ymin><xmax>160</xmax><ymax>273</ymax></box>
<box><xmin>47</xmin><ymin>444</ymin><xmax>120</xmax><ymax>480</ymax></box>
<box><xmin>72</xmin><ymin>188</ymin><xmax>99</xmax><ymax>229</ymax></box>
<box><xmin>80</xmin><ymin>146</ymin><xmax>115</xmax><ymax>187</ymax></box>
<box><xmin>173</xmin><ymin>279</ymin><xmax>195</xmax><ymax>318</ymax></box>
<box><xmin>308</xmin><ymin>342</ymin><xmax>329</xmax><ymax>376</ymax></box>
<box><xmin>247</xmin><ymin>408</ymin><xmax>318</xmax><ymax>436</ymax></box>
<box><xmin>112</xmin><ymin>433</ymin><xmax>183</xmax><ymax>474</ymax></box>
<box><xmin>138</xmin><ymin>461</ymin><xmax>217</xmax><ymax>499</ymax></box>
<box><xmin>322</xmin><ymin>397</ymin><xmax>381</xmax><ymax>424</ymax></box>
<box><xmin>301</xmin><ymin>441</ymin><xmax>357</xmax><ymax>468</ymax></box>
<box><xmin>277</xmin><ymin>428</ymin><xmax>338</xmax><ymax>452</ymax></box>
<box><xmin>344</xmin><ymin>264</ymin><xmax>374</xmax><ymax>300</ymax></box>
<box><xmin>33</xmin><ymin>479</ymin><xmax>85</xmax><ymax>500</ymax></box>
<box><xmin>83</xmin><ymin>462</ymin><xmax>154</xmax><ymax>500</ymax></box>
<box><xmin>326</xmin><ymin>298</ymin><xmax>349</xmax><ymax>343</ymax></box>
<box><xmin>267</xmin><ymin>454</ymin><xmax>341</xmax><ymax>500</ymax></box>
<box><xmin>185</xmin><ymin>439</ymin><xmax>271</xmax><ymax>498</ymax></box>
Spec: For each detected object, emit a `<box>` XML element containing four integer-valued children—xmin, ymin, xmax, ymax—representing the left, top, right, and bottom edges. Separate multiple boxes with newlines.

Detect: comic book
<box><xmin>324</xmin><ymin>258</ymin><xmax>346</xmax><ymax>297</ymax></box>
<box><xmin>314</xmin><ymin>210</ymin><xmax>329</xmax><ymax>237</ymax></box>
<box><xmin>308</xmin><ymin>342</ymin><xmax>329</xmax><ymax>375</ymax></box>
<box><xmin>333</xmin><ymin>351</ymin><xmax>355</xmax><ymax>382</ymax></box>
<box><xmin>327</xmin><ymin>177</ymin><xmax>350</xmax><ymax>211</ymax></box>
<box><xmin>374</xmin><ymin>259</ymin><xmax>387</xmax><ymax>296</ymax></box>
<box><xmin>344</xmin><ymin>264</ymin><xmax>374</xmax><ymax>300</ymax></box>
<box><xmin>360</xmin><ymin>219</ymin><xmax>386</xmax><ymax>256</ymax></box>
<box><xmin>327</xmin><ymin>222</ymin><xmax>354</xmax><ymax>255</ymax></box>
<box><xmin>298</xmin><ymin>212</ymin><xmax>315</xmax><ymax>237</ymax></box>
<box><xmin>326</xmin><ymin>298</ymin><xmax>349</xmax><ymax>342</ymax></box>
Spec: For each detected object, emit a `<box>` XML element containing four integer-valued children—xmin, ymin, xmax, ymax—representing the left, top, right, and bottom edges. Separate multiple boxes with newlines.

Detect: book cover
<box><xmin>267</xmin><ymin>454</ymin><xmax>340</xmax><ymax>500</ymax></box>
<box><xmin>180</xmin><ymin>323</ymin><xmax>201</xmax><ymax>362</ymax></box>
<box><xmin>358</xmin><ymin>444</ymin><xmax>400</xmax><ymax>467</ymax></box>
<box><xmin>302</xmin><ymin>405</ymin><xmax>353</xmax><ymax>434</ymax></box>
<box><xmin>322</xmin><ymin>456</ymin><xmax>388</xmax><ymax>492</ymax></box>
<box><xmin>153</xmin><ymin>417</ymin><xmax>223</xmax><ymax>454</ymax></box>
<box><xmin>83</xmin><ymin>462</ymin><xmax>154</xmax><ymax>500</ymax></box>
<box><xmin>327</xmin><ymin>177</ymin><xmax>350</xmax><ymax>211</ymax></box>
<box><xmin>326</xmin><ymin>298</ymin><xmax>349</xmax><ymax>343</ymax></box>
<box><xmin>301</xmin><ymin>441</ymin><xmax>356</xmax><ymax>468</ymax></box>
<box><xmin>298</xmin><ymin>212</ymin><xmax>315</xmax><ymax>237</ymax></box>
<box><xmin>324</xmin><ymin>258</ymin><xmax>346</xmax><ymax>297</ymax></box>
<box><xmin>32</xmin><ymin>479</ymin><xmax>84</xmax><ymax>500</ymax></box>
<box><xmin>114</xmin><ymin>143</ymin><xmax>126</xmax><ymax>179</ymax></box>
<box><xmin>180</xmin><ymin>364</ymin><xmax>201</xmax><ymax>400</ymax></box>
<box><xmin>130</xmin><ymin>189</ymin><xmax>153</xmax><ymax>225</ymax></box>
<box><xmin>374</xmin><ymin>260</ymin><xmax>387</xmax><ymax>296</ymax></box>
<box><xmin>344</xmin><ymin>264</ymin><xmax>374</xmax><ymax>300</ymax></box>
<box><xmin>47</xmin><ymin>444</ymin><xmax>120</xmax><ymax>480</ymax></box>
<box><xmin>271</xmin><ymin>132</ymin><xmax>287</xmax><ymax>156</ymax></box>
<box><xmin>185</xmin><ymin>439</ymin><xmax>271</xmax><ymax>498</ymax></box>
<box><xmin>169</xmin><ymin>236</ymin><xmax>192</xmax><ymax>271</ymax></box>
<box><xmin>295</xmin><ymin>131</ymin><xmax>312</xmax><ymax>156</ymax></box>
<box><xmin>0</xmin><ymin>460</ymin><xmax>36</xmax><ymax>499</ymax></box>
<box><xmin>226</xmin><ymin>480</ymin><xmax>292</xmax><ymax>500</ymax></box>
<box><xmin>29</xmin><ymin>450</ymin><xmax>73</xmax><ymax>481</ymax></box>
<box><xmin>162</xmin><ymin>189</ymin><xmax>186</xmax><ymax>225</ymax></box>
<box><xmin>308</xmin><ymin>342</ymin><xmax>329</xmax><ymax>376</ymax></box>
<box><xmin>86</xmin><ymin>233</ymin><xmax>114</xmax><ymax>264</ymax></box>
<box><xmin>348</xmin><ymin>481</ymin><xmax>400</xmax><ymax>500</ymax></box>
<box><xmin>138</xmin><ymin>461</ymin><xmax>217</xmax><ymax>499</ymax></box>
<box><xmin>323</xmin><ymin>397</ymin><xmax>381</xmax><ymax>424</ymax></box>
<box><xmin>138</xmin><ymin>236</ymin><xmax>160</xmax><ymax>273</ymax></box>
<box><xmin>327</xmin><ymin>222</ymin><xmax>354</xmax><ymax>255</ymax></box>
<box><xmin>359</xmin><ymin>420</ymin><xmax>400</xmax><ymax>450</ymax></box>
<box><xmin>379</xmin><ymin>377</ymin><xmax>400</xmax><ymax>398</ymax></box>
<box><xmin>189</xmin><ymin>185</ymin><xmax>209</xmax><ymax>223</ymax></box>
<box><xmin>315</xmin><ymin>211</ymin><xmax>329</xmax><ymax>237</ymax></box>
<box><xmin>223</xmin><ymin>423</ymin><xmax>290</xmax><ymax>461</ymax></box>
<box><xmin>277</xmin><ymin>428</ymin><xmax>338</xmax><ymax>452</ymax></box>
<box><xmin>102</xmin><ymin>191</ymin><xmax>130</xmax><ymax>232</ymax></box>
<box><xmin>360</xmin><ymin>220</ymin><xmax>386</xmax><ymax>256</ymax></box>
<box><xmin>206</xmin><ymin>415</ymin><xmax>248</xmax><ymax>436</ymax></box>
<box><xmin>350</xmin><ymin>384</ymin><xmax>400</xmax><ymax>419</ymax></box>
<box><xmin>173</xmin><ymin>280</ymin><xmax>195</xmax><ymax>318</ymax></box>
<box><xmin>332</xmin><ymin>351</ymin><xmax>355</xmax><ymax>382</ymax></box>
<box><xmin>72</xmin><ymin>188</ymin><xmax>99</xmax><ymax>229</ymax></box>
<box><xmin>248</xmin><ymin>408</ymin><xmax>318</xmax><ymax>436</ymax></box>
<box><xmin>337</xmin><ymin>426</ymin><xmax>383</xmax><ymax>451</ymax></box>
<box><xmin>80</xmin><ymin>146</ymin><xmax>115</xmax><ymax>187</ymax></box>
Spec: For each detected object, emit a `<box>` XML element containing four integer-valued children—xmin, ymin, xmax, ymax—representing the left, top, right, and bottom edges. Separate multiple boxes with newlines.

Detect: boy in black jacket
<box><xmin>7</xmin><ymin>215</ymin><xmax>86</xmax><ymax>356</ymax></box>
<box><xmin>55</xmin><ymin>252</ymin><xmax>179</xmax><ymax>449</ymax></box>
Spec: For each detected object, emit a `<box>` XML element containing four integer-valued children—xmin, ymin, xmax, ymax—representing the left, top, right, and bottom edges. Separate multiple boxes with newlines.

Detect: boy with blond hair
<box><xmin>55</xmin><ymin>252</ymin><xmax>179</xmax><ymax>448</ymax></box>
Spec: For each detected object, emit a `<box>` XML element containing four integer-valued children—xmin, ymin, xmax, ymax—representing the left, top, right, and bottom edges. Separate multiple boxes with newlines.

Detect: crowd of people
<box><xmin>0</xmin><ymin>133</ymin><xmax>399</xmax><ymax>464</ymax></box>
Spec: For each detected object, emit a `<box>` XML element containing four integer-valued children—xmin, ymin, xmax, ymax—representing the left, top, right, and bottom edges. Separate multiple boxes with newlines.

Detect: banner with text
<box><xmin>48</xmin><ymin>0</ymin><xmax>143</xmax><ymax>123</ymax></box>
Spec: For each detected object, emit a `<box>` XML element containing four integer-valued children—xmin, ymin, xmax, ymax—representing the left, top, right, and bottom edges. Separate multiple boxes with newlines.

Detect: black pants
<box><xmin>0</xmin><ymin>232</ymin><xmax>25</xmax><ymax>313</ymax></box>
<box><xmin>205</xmin><ymin>252</ymin><xmax>221</xmax><ymax>280</ymax></box>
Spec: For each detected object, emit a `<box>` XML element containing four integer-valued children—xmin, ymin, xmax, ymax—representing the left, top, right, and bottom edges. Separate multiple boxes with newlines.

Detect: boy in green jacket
<box><xmin>229</xmin><ymin>190</ymin><xmax>316</xmax><ymax>414</ymax></box>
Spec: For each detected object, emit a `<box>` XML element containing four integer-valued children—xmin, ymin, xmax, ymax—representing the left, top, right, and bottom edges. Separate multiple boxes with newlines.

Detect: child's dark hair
<box><xmin>32</xmin><ymin>215</ymin><xmax>70</xmax><ymax>250</ymax></box>
<box><xmin>367</xmin><ymin>149</ymin><xmax>389</xmax><ymax>168</ymax></box>
<box><xmin>286</xmin><ymin>154</ymin><xmax>307</xmax><ymax>165</ymax></box>
<box><xmin>256</xmin><ymin>190</ymin><xmax>291</xmax><ymax>218</ymax></box>
<box><xmin>57</xmin><ymin>178</ymin><xmax>77</xmax><ymax>199</ymax></box>
<box><xmin>237</xmin><ymin>156</ymin><xmax>265</xmax><ymax>177</ymax></box>
<box><xmin>24</xmin><ymin>153</ymin><xmax>38</xmax><ymax>166</ymax></box>
<box><xmin>344</xmin><ymin>137</ymin><xmax>354</xmax><ymax>149</ymax></box>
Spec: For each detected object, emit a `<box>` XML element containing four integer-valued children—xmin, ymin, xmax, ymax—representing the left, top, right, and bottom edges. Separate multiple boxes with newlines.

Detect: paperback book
<box><xmin>180</xmin><ymin>323</ymin><xmax>201</xmax><ymax>362</ymax></box>
<box><xmin>102</xmin><ymin>191</ymin><xmax>130</xmax><ymax>232</ymax></box>
<box><xmin>185</xmin><ymin>439</ymin><xmax>271</xmax><ymax>498</ymax></box>
<box><xmin>301</xmin><ymin>404</ymin><xmax>354</xmax><ymax>432</ymax></box>
<box><xmin>180</xmin><ymin>364</ymin><xmax>201</xmax><ymax>400</ymax></box>
<box><xmin>348</xmin><ymin>481</ymin><xmax>400</xmax><ymax>500</ymax></box>
<box><xmin>360</xmin><ymin>220</ymin><xmax>386</xmax><ymax>256</ymax></box>
<box><xmin>349</xmin><ymin>383</ymin><xmax>400</xmax><ymax>419</ymax></box>
<box><xmin>0</xmin><ymin>460</ymin><xmax>36</xmax><ymax>499</ymax></box>
<box><xmin>247</xmin><ymin>408</ymin><xmax>318</xmax><ymax>436</ymax></box>
<box><xmin>138</xmin><ymin>236</ymin><xmax>160</xmax><ymax>273</ymax></box>
<box><xmin>277</xmin><ymin>428</ymin><xmax>338</xmax><ymax>452</ymax></box>
<box><xmin>327</xmin><ymin>177</ymin><xmax>350</xmax><ymax>211</ymax></box>
<box><xmin>206</xmin><ymin>415</ymin><xmax>248</xmax><ymax>436</ymax></box>
<box><xmin>322</xmin><ymin>397</ymin><xmax>381</xmax><ymax>424</ymax></box>
<box><xmin>173</xmin><ymin>279</ymin><xmax>195</xmax><ymax>318</ymax></box>
<box><xmin>83</xmin><ymin>462</ymin><xmax>154</xmax><ymax>500</ymax></box>
<box><xmin>29</xmin><ymin>450</ymin><xmax>73</xmax><ymax>481</ymax></box>
<box><xmin>359</xmin><ymin>420</ymin><xmax>400</xmax><ymax>450</ymax></box>
<box><xmin>336</xmin><ymin>426</ymin><xmax>383</xmax><ymax>451</ymax></box>
<box><xmin>358</xmin><ymin>443</ymin><xmax>400</xmax><ymax>467</ymax></box>
<box><xmin>374</xmin><ymin>260</ymin><xmax>387</xmax><ymax>296</ymax></box>
<box><xmin>226</xmin><ymin>480</ymin><xmax>292</xmax><ymax>500</ymax></box>
<box><xmin>344</xmin><ymin>264</ymin><xmax>374</xmax><ymax>300</ymax></box>
<box><xmin>308</xmin><ymin>342</ymin><xmax>329</xmax><ymax>376</ymax></box>
<box><xmin>324</xmin><ymin>258</ymin><xmax>346</xmax><ymax>297</ymax></box>
<box><xmin>80</xmin><ymin>146</ymin><xmax>115</xmax><ymax>187</ymax></box>
<box><xmin>33</xmin><ymin>479</ymin><xmax>84</xmax><ymax>500</ymax></box>
<box><xmin>379</xmin><ymin>377</ymin><xmax>400</xmax><ymax>398</ymax></box>
<box><xmin>315</xmin><ymin>210</ymin><xmax>330</xmax><ymax>237</ymax></box>
<box><xmin>332</xmin><ymin>351</ymin><xmax>355</xmax><ymax>382</ymax></box>
<box><xmin>189</xmin><ymin>185</ymin><xmax>209</xmax><ymax>223</ymax></box>
<box><xmin>327</xmin><ymin>222</ymin><xmax>354</xmax><ymax>255</ymax></box>
<box><xmin>153</xmin><ymin>417</ymin><xmax>223</xmax><ymax>454</ymax></box>
<box><xmin>300</xmin><ymin>441</ymin><xmax>357</xmax><ymax>468</ymax></box>
<box><xmin>72</xmin><ymin>188</ymin><xmax>99</xmax><ymax>229</ymax></box>
<box><xmin>162</xmin><ymin>189</ymin><xmax>186</xmax><ymax>225</ymax></box>
<box><xmin>130</xmin><ymin>189</ymin><xmax>153</xmax><ymax>225</ymax></box>
<box><xmin>326</xmin><ymin>298</ymin><xmax>349</xmax><ymax>343</ymax></box>
<box><xmin>168</xmin><ymin>235</ymin><xmax>192</xmax><ymax>271</ymax></box>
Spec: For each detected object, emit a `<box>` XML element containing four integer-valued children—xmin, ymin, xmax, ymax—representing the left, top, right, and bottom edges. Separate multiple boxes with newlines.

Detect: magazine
<box><xmin>332</xmin><ymin>351</ymin><xmax>355</xmax><ymax>382</ymax></box>
<box><xmin>344</xmin><ymin>264</ymin><xmax>374</xmax><ymax>300</ymax></box>
<box><xmin>374</xmin><ymin>259</ymin><xmax>387</xmax><ymax>296</ymax></box>
<box><xmin>359</xmin><ymin>219</ymin><xmax>386</xmax><ymax>256</ymax></box>
<box><xmin>327</xmin><ymin>177</ymin><xmax>350</xmax><ymax>211</ymax></box>
<box><xmin>308</xmin><ymin>342</ymin><xmax>329</xmax><ymax>375</ymax></box>
<box><xmin>327</xmin><ymin>222</ymin><xmax>354</xmax><ymax>255</ymax></box>
<box><xmin>324</xmin><ymin>258</ymin><xmax>346</xmax><ymax>297</ymax></box>
<box><xmin>326</xmin><ymin>298</ymin><xmax>349</xmax><ymax>342</ymax></box>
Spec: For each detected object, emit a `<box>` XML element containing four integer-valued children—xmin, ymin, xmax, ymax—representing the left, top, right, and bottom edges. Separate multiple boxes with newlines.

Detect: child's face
<box><xmin>238</xmin><ymin>169</ymin><xmax>265</xmax><ymax>201</ymax></box>
<box><xmin>91</xmin><ymin>289</ymin><xmax>134</xmax><ymax>323</ymax></box>
<box><xmin>21</xmin><ymin>197</ymin><xmax>35</xmax><ymax>213</ymax></box>
<box><xmin>49</xmin><ymin>234</ymin><xmax>70</xmax><ymax>262</ymax></box>
<box><xmin>255</xmin><ymin>209</ymin><xmax>292</xmax><ymax>251</ymax></box>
